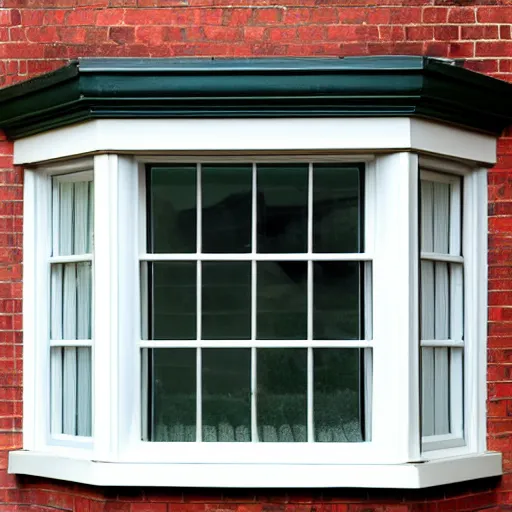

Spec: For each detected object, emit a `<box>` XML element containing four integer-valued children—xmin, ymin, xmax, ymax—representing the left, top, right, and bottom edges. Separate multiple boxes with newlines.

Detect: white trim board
<box><xmin>8</xmin><ymin>451</ymin><xmax>501</xmax><ymax>489</ymax></box>
<box><xmin>14</xmin><ymin>118</ymin><xmax>496</xmax><ymax>166</ymax></box>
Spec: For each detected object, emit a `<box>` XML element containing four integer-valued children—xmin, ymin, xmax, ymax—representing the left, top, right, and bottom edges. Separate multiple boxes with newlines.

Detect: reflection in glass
<box><xmin>202</xmin><ymin>262</ymin><xmax>251</xmax><ymax>340</ymax></box>
<box><xmin>313</xmin><ymin>165</ymin><xmax>361</xmax><ymax>253</ymax></box>
<box><xmin>257</xmin><ymin>349</ymin><xmax>307</xmax><ymax>442</ymax></box>
<box><xmin>257</xmin><ymin>262</ymin><xmax>307</xmax><ymax>340</ymax></box>
<box><xmin>149</xmin><ymin>165</ymin><xmax>197</xmax><ymax>253</ymax></box>
<box><xmin>313</xmin><ymin>262</ymin><xmax>361</xmax><ymax>340</ymax></box>
<box><xmin>151</xmin><ymin>262</ymin><xmax>196</xmax><ymax>340</ymax></box>
<box><xmin>257</xmin><ymin>164</ymin><xmax>308</xmax><ymax>253</ymax></box>
<box><xmin>202</xmin><ymin>165</ymin><xmax>252</xmax><ymax>253</ymax></box>
<box><xmin>149</xmin><ymin>348</ymin><xmax>196</xmax><ymax>442</ymax></box>
<box><xmin>202</xmin><ymin>349</ymin><xmax>251</xmax><ymax>442</ymax></box>
<box><xmin>314</xmin><ymin>349</ymin><xmax>363</xmax><ymax>442</ymax></box>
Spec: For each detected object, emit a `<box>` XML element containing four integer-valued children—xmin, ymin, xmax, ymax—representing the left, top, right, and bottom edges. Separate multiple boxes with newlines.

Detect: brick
<box><xmin>434</xmin><ymin>25</ymin><xmax>459</xmax><ymax>41</ymax></box>
<box><xmin>422</xmin><ymin>7</ymin><xmax>448</xmax><ymax>23</ymax></box>
<box><xmin>309</xmin><ymin>8</ymin><xmax>338</xmax><ymax>23</ymax></box>
<box><xmin>109</xmin><ymin>26</ymin><xmax>135</xmax><ymax>44</ymax></box>
<box><xmin>461</xmin><ymin>25</ymin><xmax>499</xmax><ymax>40</ymax></box>
<box><xmin>447</xmin><ymin>7</ymin><xmax>476</xmax><ymax>23</ymax></box>
<box><xmin>477</xmin><ymin>6</ymin><xmax>512</xmax><ymax>23</ymax></box>
<box><xmin>406</xmin><ymin>26</ymin><xmax>434</xmax><ymax>41</ymax></box>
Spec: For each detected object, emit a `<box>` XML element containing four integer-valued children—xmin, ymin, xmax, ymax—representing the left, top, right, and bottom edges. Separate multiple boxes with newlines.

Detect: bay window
<box><xmin>1</xmin><ymin>56</ymin><xmax>510</xmax><ymax>488</ymax></box>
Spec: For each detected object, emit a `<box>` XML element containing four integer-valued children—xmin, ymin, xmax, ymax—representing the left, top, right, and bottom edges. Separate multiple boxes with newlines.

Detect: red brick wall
<box><xmin>1</xmin><ymin>1</ymin><xmax>512</xmax><ymax>510</ymax></box>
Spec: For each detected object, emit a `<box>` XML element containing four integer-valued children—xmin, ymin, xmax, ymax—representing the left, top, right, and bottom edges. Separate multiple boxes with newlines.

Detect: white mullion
<box><xmin>372</xmin><ymin>152</ymin><xmax>420</xmax><ymax>462</ymax></box>
<box><xmin>420</xmin><ymin>339</ymin><xmax>464</xmax><ymax>348</ymax></box>
<box><xmin>93</xmin><ymin>154</ymin><xmax>120</xmax><ymax>461</ymax></box>
<box><xmin>50</xmin><ymin>339</ymin><xmax>93</xmax><ymax>348</ymax></box>
<box><xmin>307</xmin><ymin>163</ymin><xmax>313</xmax><ymax>443</ymax></box>
<box><xmin>251</xmin><ymin>163</ymin><xmax>258</xmax><ymax>443</ymax></box>
<box><xmin>49</xmin><ymin>254</ymin><xmax>93</xmax><ymax>264</ymax></box>
<box><xmin>420</xmin><ymin>253</ymin><xmax>463</xmax><ymax>264</ymax></box>
<box><xmin>138</xmin><ymin>339</ymin><xmax>374</xmax><ymax>349</ymax></box>
<box><xmin>140</xmin><ymin>253</ymin><xmax>372</xmax><ymax>262</ymax></box>
<box><xmin>196</xmin><ymin>163</ymin><xmax>202</xmax><ymax>443</ymax></box>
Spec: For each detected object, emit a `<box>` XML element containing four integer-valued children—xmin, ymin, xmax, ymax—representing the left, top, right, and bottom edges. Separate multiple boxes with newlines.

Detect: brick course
<box><xmin>1</xmin><ymin>1</ymin><xmax>512</xmax><ymax>510</ymax></box>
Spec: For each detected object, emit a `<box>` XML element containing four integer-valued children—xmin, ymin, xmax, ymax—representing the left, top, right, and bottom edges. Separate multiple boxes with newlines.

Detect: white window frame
<box><xmin>13</xmin><ymin>117</ymin><xmax>497</xmax><ymax>488</ymax></box>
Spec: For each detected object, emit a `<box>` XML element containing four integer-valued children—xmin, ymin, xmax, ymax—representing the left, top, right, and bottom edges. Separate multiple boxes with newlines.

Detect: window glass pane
<box><xmin>313</xmin><ymin>261</ymin><xmax>361</xmax><ymax>340</ymax></box>
<box><xmin>420</xmin><ymin>181</ymin><xmax>434</xmax><ymax>253</ymax></box>
<box><xmin>52</xmin><ymin>179</ymin><xmax>93</xmax><ymax>257</ymax></box>
<box><xmin>313</xmin><ymin>164</ymin><xmax>361</xmax><ymax>253</ymax></box>
<box><xmin>50</xmin><ymin>262</ymin><xmax>92</xmax><ymax>340</ymax></box>
<box><xmin>202</xmin><ymin>262</ymin><xmax>251</xmax><ymax>340</ymax></box>
<box><xmin>421</xmin><ymin>346</ymin><xmax>435</xmax><ymax>437</ymax></box>
<box><xmin>257</xmin><ymin>164</ymin><xmax>308</xmax><ymax>253</ymax></box>
<box><xmin>147</xmin><ymin>348</ymin><xmax>196</xmax><ymax>442</ymax></box>
<box><xmin>151</xmin><ymin>262</ymin><xmax>196</xmax><ymax>340</ymax></box>
<box><xmin>202</xmin><ymin>349</ymin><xmax>251</xmax><ymax>442</ymax></box>
<box><xmin>257</xmin><ymin>349</ymin><xmax>307</xmax><ymax>442</ymax></box>
<box><xmin>202</xmin><ymin>165</ymin><xmax>252</xmax><ymax>253</ymax></box>
<box><xmin>149</xmin><ymin>165</ymin><xmax>196</xmax><ymax>254</ymax></box>
<box><xmin>422</xmin><ymin>346</ymin><xmax>452</xmax><ymax>437</ymax></box>
<box><xmin>257</xmin><ymin>262</ymin><xmax>307</xmax><ymax>340</ymax></box>
<box><xmin>314</xmin><ymin>349</ymin><xmax>363</xmax><ymax>442</ymax></box>
<box><xmin>421</xmin><ymin>261</ymin><xmax>456</xmax><ymax>341</ymax></box>
<box><xmin>434</xmin><ymin>262</ymin><xmax>450</xmax><ymax>340</ymax></box>
<box><xmin>433</xmin><ymin>182</ymin><xmax>450</xmax><ymax>254</ymax></box>
<box><xmin>51</xmin><ymin>346</ymin><xmax>92</xmax><ymax>437</ymax></box>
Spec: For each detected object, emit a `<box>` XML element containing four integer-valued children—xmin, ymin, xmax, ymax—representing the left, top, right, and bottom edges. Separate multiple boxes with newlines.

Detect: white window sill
<box><xmin>8</xmin><ymin>451</ymin><xmax>502</xmax><ymax>489</ymax></box>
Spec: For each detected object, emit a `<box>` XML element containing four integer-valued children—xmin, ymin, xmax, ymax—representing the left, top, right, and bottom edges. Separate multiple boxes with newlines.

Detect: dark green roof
<box><xmin>0</xmin><ymin>56</ymin><xmax>511</xmax><ymax>139</ymax></box>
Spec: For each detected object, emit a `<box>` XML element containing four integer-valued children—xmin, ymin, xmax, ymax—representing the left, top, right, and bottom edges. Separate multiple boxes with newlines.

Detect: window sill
<box><xmin>8</xmin><ymin>451</ymin><xmax>501</xmax><ymax>489</ymax></box>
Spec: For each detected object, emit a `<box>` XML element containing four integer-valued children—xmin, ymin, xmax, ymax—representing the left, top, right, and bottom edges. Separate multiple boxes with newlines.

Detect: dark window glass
<box><xmin>257</xmin><ymin>348</ymin><xmax>307</xmax><ymax>442</ymax></box>
<box><xmin>202</xmin><ymin>165</ymin><xmax>252</xmax><ymax>253</ymax></box>
<box><xmin>313</xmin><ymin>164</ymin><xmax>361</xmax><ymax>253</ymax></box>
<box><xmin>313</xmin><ymin>262</ymin><xmax>361</xmax><ymax>340</ymax></box>
<box><xmin>202</xmin><ymin>262</ymin><xmax>251</xmax><ymax>340</ymax></box>
<box><xmin>151</xmin><ymin>262</ymin><xmax>196</xmax><ymax>340</ymax></box>
<box><xmin>314</xmin><ymin>348</ymin><xmax>363</xmax><ymax>442</ymax></box>
<box><xmin>257</xmin><ymin>261</ymin><xmax>307</xmax><ymax>340</ymax></box>
<box><xmin>202</xmin><ymin>349</ymin><xmax>251</xmax><ymax>442</ymax></box>
<box><xmin>148</xmin><ymin>348</ymin><xmax>196</xmax><ymax>442</ymax></box>
<box><xmin>148</xmin><ymin>165</ymin><xmax>197</xmax><ymax>254</ymax></box>
<box><xmin>257</xmin><ymin>164</ymin><xmax>308</xmax><ymax>253</ymax></box>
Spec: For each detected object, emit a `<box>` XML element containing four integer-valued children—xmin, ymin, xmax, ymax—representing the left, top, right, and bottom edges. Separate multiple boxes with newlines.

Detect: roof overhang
<box><xmin>0</xmin><ymin>56</ymin><xmax>512</xmax><ymax>140</ymax></box>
